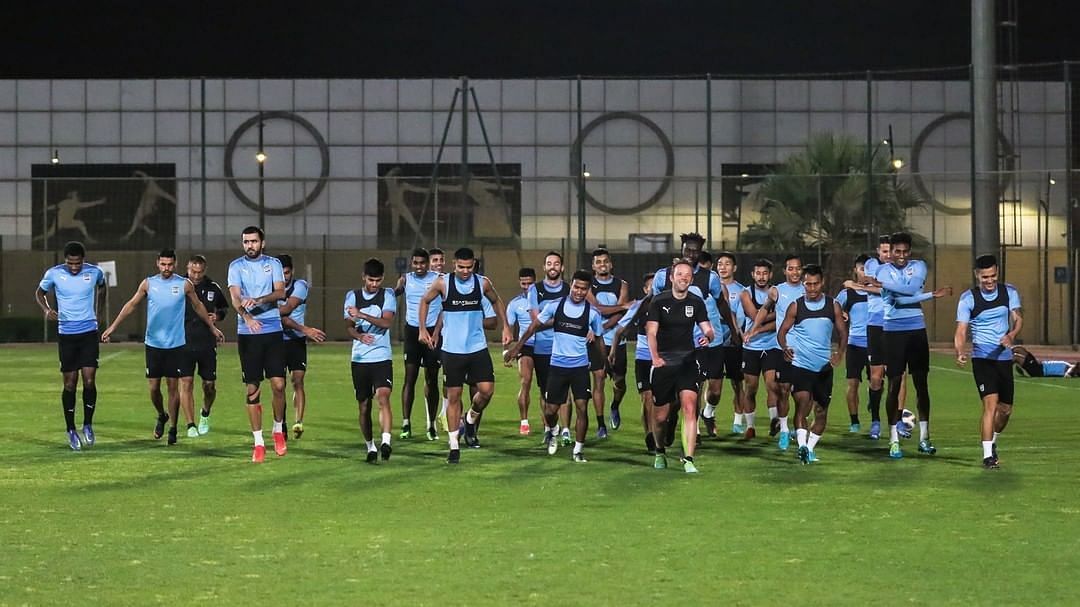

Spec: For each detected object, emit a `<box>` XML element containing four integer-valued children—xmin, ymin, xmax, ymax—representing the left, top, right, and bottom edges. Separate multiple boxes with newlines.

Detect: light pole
<box><xmin>255</xmin><ymin>112</ymin><xmax>266</xmax><ymax>228</ymax></box>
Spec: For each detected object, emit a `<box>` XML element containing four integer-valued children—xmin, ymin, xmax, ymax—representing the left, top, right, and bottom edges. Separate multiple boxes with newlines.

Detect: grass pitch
<box><xmin>2</xmin><ymin>342</ymin><xmax>1078</xmax><ymax>605</ymax></box>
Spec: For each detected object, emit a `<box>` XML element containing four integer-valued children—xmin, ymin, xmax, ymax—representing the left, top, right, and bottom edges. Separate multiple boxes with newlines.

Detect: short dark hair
<box><xmin>363</xmin><ymin>257</ymin><xmax>385</xmax><ymax>277</ymax></box>
<box><xmin>591</xmin><ymin>247</ymin><xmax>610</xmax><ymax>259</ymax></box>
<box><xmin>429</xmin><ymin>247</ymin><xmax>444</xmax><ymax>256</ymax></box>
<box><xmin>802</xmin><ymin>264</ymin><xmax>824</xmax><ymax>278</ymax></box>
<box><xmin>878</xmin><ymin>234</ymin><xmax>892</xmax><ymax>245</ymax></box>
<box><xmin>518</xmin><ymin>267</ymin><xmax>536</xmax><ymax>279</ymax></box>
<box><xmin>277</xmin><ymin>254</ymin><xmax>293</xmax><ymax>269</ymax></box>
<box><xmin>889</xmin><ymin>232</ymin><xmax>913</xmax><ymax>247</ymax></box>
<box><xmin>63</xmin><ymin>241</ymin><xmax>85</xmax><ymax>258</ymax></box>
<box><xmin>783</xmin><ymin>253</ymin><xmax>802</xmax><ymax>264</ymax></box>
<box><xmin>241</xmin><ymin>226</ymin><xmax>265</xmax><ymax>239</ymax></box>
<box><xmin>544</xmin><ymin>250</ymin><xmax>563</xmax><ymax>263</ymax></box>
<box><xmin>642</xmin><ymin>271</ymin><xmax>656</xmax><ymax>283</ymax></box>
<box><xmin>454</xmin><ymin>247</ymin><xmax>475</xmax><ymax>261</ymax></box>
<box><xmin>411</xmin><ymin>248</ymin><xmax>429</xmax><ymax>260</ymax></box>
<box><xmin>188</xmin><ymin>254</ymin><xmax>207</xmax><ymax>265</ymax></box>
<box><xmin>698</xmin><ymin>251</ymin><xmax>713</xmax><ymax>264</ymax></box>
<box><xmin>571</xmin><ymin>269</ymin><xmax>594</xmax><ymax>284</ymax></box>
<box><xmin>158</xmin><ymin>249</ymin><xmax>176</xmax><ymax>260</ymax></box>
<box><xmin>753</xmin><ymin>258</ymin><xmax>773</xmax><ymax>271</ymax></box>
<box><xmin>854</xmin><ymin>253</ymin><xmax>871</xmax><ymax>266</ymax></box>
<box><xmin>715</xmin><ymin>250</ymin><xmax>737</xmax><ymax>265</ymax></box>
<box><xmin>975</xmin><ymin>254</ymin><xmax>998</xmax><ymax>270</ymax></box>
<box><xmin>680</xmin><ymin>232</ymin><xmax>706</xmax><ymax>248</ymax></box>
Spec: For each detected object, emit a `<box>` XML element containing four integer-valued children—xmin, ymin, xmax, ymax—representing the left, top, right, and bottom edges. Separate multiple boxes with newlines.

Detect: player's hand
<box><xmin>829</xmin><ymin>351</ymin><xmax>841</xmax><ymax>368</ymax></box>
<box><xmin>244</xmin><ymin>316</ymin><xmax>262</xmax><ymax>333</ymax></box>
<box><xmin>359</xmin><ymin>333</ymin><xmax>376</xmax><ymax>345</ymax></box>
<box><xmin>45</xmin><ymin>309</ymin><xmax>58</xmax><ymax>321</ymax></box>
<box><xmin>502</xmin><ymin>346</ymin><xmax>517</xmax><ymax>366</ymax></box>
<box><xmin>586</xmin><ymin>330</ymin><xmax>596</xmax><ymax>344</ymax></box>
<box><xmin>304</xmin><ymin>326</ymin><xmax>327</xmax><ymax>343</ymax></box>
<box><xmin>607</xmin><ymin>350</ymin><xmax>617</xmax><ymax>367</ymax></box>
<box><xmin>100</xmin><ymin>328</ymin><xmax>113</xmax><ymax>343</ymax></box>
<box><xmin>346</xmin><ymin>306</ymin><xmax>359</xmax><ymax>319</ymax></box>
<box><xmin>933</xmin><ymin>286</ymin><xmax>953</xmax><ymax>298</ymax></box>
<box><xmin>955</xmin><ymin>353</ymin><xmax>968</xmax><ymax>367</ymax></box>
<box><xmin>783</xmin><ymin>347</ymin><xmax>795</xmax><ymax>362</ymax></box>
<box><xmin>842</xmin><ymin>312</ymin><xmax>850</xmax><ymax>323</ymax></box>
<box><xmin>651</xmin><ymin>357</ymin><xmax>666</xmax><ymax>368</ymax></box>
<box><xmin>241</xmin><ymin>297</ymin><xmax>259</xmax><ymax>310</ymax></box>
<box><xmin>744</xmin><ymin>327</ymin><xmax>756</xmax><ymax>340</ymax></box>
<box><xmin>696</xmin><ymin>336</ymin><xmax>710</xmax><ymax>348</ymax></box>
<box><xmin>501</xmin><ymin>327</ymin><xmax>513</xmax><ymax>347</ymax></box>
<box><xmin>999</xmin><ymin>334</ymin><xmax>1014</xmax><ymax>348</ymax></box>
<box><xmin>419</xmin><ymin>330</ymin><xmax>436</xmax><ymax>349</ymax></box>
<box><xmin>843</xmin><ymin>279</ymin><xmax>857</xmax><ymax>290</ymax></box>
<box><xmin>213</xmin><ymin>327</ymin><xmax>225</xmax><ymax>344</ymax></box>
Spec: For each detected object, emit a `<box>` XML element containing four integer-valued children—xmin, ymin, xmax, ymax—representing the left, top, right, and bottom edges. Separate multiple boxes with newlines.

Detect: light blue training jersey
<box><xmin>228</xmin><ymin>254</ymin><xmax>285</xmax><ymax>335</ymax></box>
<box><xmin>281</xmin><ymin>278</ymin><xmax>309</xmax><ymax>340</ymax></box>
<box><xmin>528</xmin><ymin>280</ymin><xmax>569</xmax><ymax>356</ymax></box>
<box><xmin>863</xmin><ymin>256</ymin><xmax>885</xmax><ymax>327</ymax></box>
<box><xmin>956</xmin><ymin>284</ymin><xmax>1021</xmax><ymax>361</ymax></box>
<box><xmin>723</xmin><ymin>280</ymin><xmax>747</xmax><ymax>345</ymax></box>
<box><xmin>616</xmin><ymin>299</ymin><xmax>651</xmax><ymax>362</ymax></box>
<box><xmin>38</xmin><ymin>263</ymin><xmax>105</xmax><ymax>335</ymax></box>
<box><xmin>403</xmin><ymin>270</ymin><xmax>442</xmax><ymax>328</ymax></box>
<box><xmin>537</xmin><ymin>297</ymin><xmax>604</xmax><ymax>369</ymax></box>
<box><xmin>743</xmin><ymin>285</ymin><xmax>779</xmax><ymax>351</ymax></box>
<box><xmin>775</xmin><ymin>281</ymin><xmax>806</xmax><ymax>334</ymax></box>
<box><xmin>835</xmin><ymin>287</ymin><xmax>869</xmax><ymax>348</ymax></box>
<box><xmin>876</xmin><ymin>259</ymin><xmax>933</xmax><ymax>331</ymax></box>
<box><xmin>345</xmin><ymin>287</ymin><xmax>397</xmax><ymax>363</ymax></box>
<box><xmin>507</xmin><ymin>293</ymin><xmax>534</xmax><ymax>346</ymax></box>
<box><xmin>788</xmin><ymin>295</ymin><xmax>836</xmax><ymax>372</ymax></box>
<box><xmin>441</xmin><ymin>274</ymin><xmax>495</xmax><ymax>355</ymax></box>
<box><xmin>145</xmin><ymin>273</ymin><xmax>189</xmax><ymax>349</ymax></box>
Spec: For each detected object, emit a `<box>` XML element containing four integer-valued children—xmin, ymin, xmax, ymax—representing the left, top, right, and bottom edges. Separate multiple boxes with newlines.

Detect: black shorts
<box><xmin>846</xmin><ymin>345</ymin><xmax>869</xmax><ymax>380</ymax></box>
<box><xmin>517</xmin><ymin>344</ymin><xmax>535</xmax><ymax>360</ymax></box>
<box><xmin>145</xmin><ymin>345</ymin><xmax>186</xmax><ymax>379</ymax></box>
<box><xmin>723</xmin><ymin>345</ymin><xmax>743</xmax><ymax>381</ymax></box>
<box><xmin>545</xmin><ymin>365</ymin><xmax>591</xmax><ymax>404</ymax></box>
<box><xmin>866</xmin><ymin>325</ymin><xmax>885</xmax><ymax>366</ymax></box>
<box><xmin>651</xmin><ymin>358</ymin><xmax>701</xmax><ymax>407</ymax></box>
<box><xmin>58</xmin><ymin>330</ymin><xmax>99</xmax><ymax>372</ymax></box>
<box><xmin>403</xmin><ymin>324</ymin><xmax>441</xmax><ymax>369</ymax></box>
<box><xmin>284</xmin><ymin>338</ymin><xmax>307</xmax><ymax>372</ymax></box>
<box><xmin>741</xmin><ymin>348</ymin><xmax>783</xmax><ymax>377</ymax></box>
<box><xmin>442</xmin><ymin>350</ymin><xmax>494</xmax><ymax>388</ymax></box>
<box><xmin>787</xmin><ymin>364</ymin><xmax>834</xmax><ymax>407</ymax></box>
<box><xmin>351</xmin><ymin>360</ymin><xmax>393</xmax><ymax>401</ymax></box>
<box><xmin>534</xmin><ymin>353</ymin><xmax>551</xmax><ymax>392</ymax></box>
<box><xmin>702</xmin><ymin>346</ymin><xmax>727</xmax><ymax>380</ymax></box>
<box><xmin>634</xmin><ymin>358</ymin><xmax>653</xmax><ymax>393</ymax></box>
<box><xmin>973</xmin><ymin>358</ymin><xmax>1015</xmax><ymax>403</ymax></box>
<box><xmin>184</xmin><ymin>347</ymin><xmax>217</xmax><ymax>381</ymax></box>
<box><xmin>775</xmin><ymin>359</ymin><xmax>794</xmax><ymax>384</ymax></box>
<box><xmin>237</xmin><ymin>332</ymin><xmax>287</xmax><ymax>384</ymax></box>
<box><xmin>590</xmin><ymin>341</ymin><xmax>627</xmax><ymax>375</ymax></box>
<box><xmin>883</xmin><ymin>329</ymin><xmax>930</xmax><ymax>379</ymax></box>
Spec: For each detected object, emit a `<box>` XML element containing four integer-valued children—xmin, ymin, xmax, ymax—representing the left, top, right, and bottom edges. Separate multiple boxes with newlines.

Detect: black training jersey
<box><xmin>184</xmin><ymin>275</ymin><xmax>228</xmax><ymax>350</ymax></box>
<box><xmin>647</xmin><ymin>290</ymin><xmax>708</xmax><ymax>365</ymax></box>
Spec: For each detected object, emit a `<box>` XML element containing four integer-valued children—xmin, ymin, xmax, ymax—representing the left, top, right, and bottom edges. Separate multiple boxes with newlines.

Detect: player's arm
<box><xmin>481</xmin><ymin>276</ymin><xmax>512</xmax><ymax>345</ymax></box>
<box><xmin>393</xmin><ymin>275</ymin><xmax>406</xmax><ymax>297</ymax></box>
<box><xmin>211</xmin><ymin>284</ymin><xmax>229</xmax><ymax>321</ymax></box>
<box><xmin>229</xmin><ymin>285</ymin><xmax>262</xmax><ymax>333</ymax></box>
<box><xmin>717</xmin><ymin>284</ymin><xmax>741</xmax><ymax>343</ymax></box>
<box><xmin>831</xmin><ymin>300</ymin><xmax>847</xmax><ymax>367</ymax></box>
<box><xmin>351</xmin><ymin>304</ymin><xmax>393</xmax><ymax>330</ymax></box>
<box><xmin>34</xmin><ymin>285</ymin><xmax>58</xmax><ymax>321</ymax></box>
<box><xmin>101</xmin><ymin>279</ymin><xmax>149</xmax><ymax>342</ymax></box>
<box><xmin>591</xmin><ymin>311</ymin><xmax>609</xmax><ymax>360</ymax></box>
<box><xmin>278</xmin><ymin>295</ymin><xmax>303</xmax><ymax>315</ymax></box>
<box><xmin>282</xmin><ymin>315</ymin><xmax>327</xmax><ymax>342</ymax></box>
<box><xmin>505</xmin><ymin>311</ymin><xmax>554</xmax><ymax>361</ymax></box>
<box><xmin>747</xmin><ymin>286</ymin><xmax>778</xmax><ymax>337</ymax></box>
<box><xmin>893</xmin><ymin>286</ymin><xmax>951</xmax><ymax>304</ymax></box>
<box><xmin>953</xmin><ymin>320</ymin><xmax>970</xmax><ymax>367</ymax></box>
<box><xmin>417</xmin><ymin>277</ymin><xmax>444</xmax><ymax>346</ymax></box>
<box><xmin>695</xmin><ymin>300</ymin><xmax>713</xmax><ymax>346</ymax></box>
<box><xmin>775</xmin><ymin>306</ymin><xmax>797</xmax><ymax>362</ymax></box>
<box><xmin>1002</xmin><ymin>308</ymin><xmax>1023</xmax><ymax>348</ymax></box>
<box><xmin>844</xmin><ymin>279</ymin><xmax>881</xmax><ymax>294</ymax></box>
<box><xmin>185</xmin><ymin>281</ymin><xmax>225</xmax><ymax>342</ymax></box>
<box><xmin>875</xmin><ymin>265</ymin><xmax>924</xmax><ymax>296</ymax></box>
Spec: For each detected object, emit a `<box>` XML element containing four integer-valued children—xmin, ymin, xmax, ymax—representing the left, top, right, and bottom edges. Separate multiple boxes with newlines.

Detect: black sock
<box><xmin>656</xmin><ymin>445</ymin><xmax>666</xmax><ymax>454</ymax></box>
<box><xmin>200</xmin><ymin>407</ymin><xmax>211</xmax><ymax>417</ymax></box>
<box><xmin>611</xmin><ymin>396</ymin><xmax>623</xmax><ymax>410</ymax></box>
<box><xmin>62</xmin><ymin>389</ymin><xmax>77</xmax><ymax>431</ymax></box>
<box><xmin>850</xmin><ymin>413</ymin><xmax>860</xmax><ymax>425</ymax></box>
<box><xmin>187</xmin><ymin>422</ymin><xmax>197</xmax><ymax>429</ymax></box>
<box><xmin>645</xmin><ymin>432</ymin><xmax>656</xmax><ymax>452</ymax></box>
<box><xmin>82</xmin><ymin>386</ymin><xmax>97</xmax><ymax>426</ymax></box>
<box><xmin>868</xmin><ymin>388</ymin><xmax>883</xmax><ymax>421</ymax></box>
<box><xmin>597</xmin><ymin>414</ymin><xmax>606</xmax><ymax>428</ymax></box>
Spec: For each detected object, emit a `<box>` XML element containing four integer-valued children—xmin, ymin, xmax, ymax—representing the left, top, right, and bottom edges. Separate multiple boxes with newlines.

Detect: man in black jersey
<box><xmin>184</xmin><ymin>255</ymin><xmax>229</xmax><ymax>436</ymax></box>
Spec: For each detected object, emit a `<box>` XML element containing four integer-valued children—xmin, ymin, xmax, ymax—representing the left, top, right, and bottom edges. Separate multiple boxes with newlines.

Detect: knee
<box><xmin>291</xmin><ymin>376</ymin><xmax>305</xmax><ymax>390</ymax></box>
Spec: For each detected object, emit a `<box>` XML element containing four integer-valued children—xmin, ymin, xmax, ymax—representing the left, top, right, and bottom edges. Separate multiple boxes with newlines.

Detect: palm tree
<box><xmin>741</xmin><ymin>132</ymin><xmax>925</xmax><ymax>287</ymax></box>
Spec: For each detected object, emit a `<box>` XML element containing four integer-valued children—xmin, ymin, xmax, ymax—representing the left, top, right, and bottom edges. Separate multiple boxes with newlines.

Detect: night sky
<box><xmin>2</xmin><ymin>0</ymin><xmax>1078</xmax><ymax>79</ymax></box>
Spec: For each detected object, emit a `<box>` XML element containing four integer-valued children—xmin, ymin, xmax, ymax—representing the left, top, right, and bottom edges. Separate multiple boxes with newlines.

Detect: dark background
<box><xmin>3</xmin><ymin>1</ymin><xmax>1077</xmax><ymax>79</ymax></box>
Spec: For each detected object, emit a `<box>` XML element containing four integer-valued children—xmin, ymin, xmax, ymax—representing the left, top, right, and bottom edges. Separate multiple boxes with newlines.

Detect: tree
<box><xmin>740</xmin><ymin>132</ymin><xmax>926</xmax><ymax>287</ymax></box>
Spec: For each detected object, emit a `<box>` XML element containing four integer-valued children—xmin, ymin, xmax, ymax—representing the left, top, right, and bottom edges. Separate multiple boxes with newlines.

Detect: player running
<box><xmin>277</xmin><ymin>254</ymin><xmax>327</xmax><ymax>439</ymax></box>
<box><xmin>505</xmin><ymin>267</ymin><xmax>537</xmax><ymax>435</ymax></box>
<box><xmin>184</xmin><ymin>255</ymin><xmax>228</xmax><ymax>436</ymax></box>
<box><xmin>394</xmin><ymin>248</ymin><xmax>443</xmax><ymax>440</ymax></box>
<box><xmin>586</xmin><ymin>248</ymin><xmax>630</xmax><ymax>437</ymax></box>
<box><xmin>835</xmin><ymin>255</ymin><xmax>872</xmax><ymax>433</ymax></box>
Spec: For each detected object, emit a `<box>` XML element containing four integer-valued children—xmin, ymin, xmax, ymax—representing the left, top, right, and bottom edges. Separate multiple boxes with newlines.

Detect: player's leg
<box><xmin>741</xmin><ymin>371</ymin><xmax>760</xmax><ymax>438</ymax></box>
<box><xmin>164</xmin><ymin>376</ymin><xmax>181</xmax><ymax>445</ymax></box>
<box><xmin>358</xmin><ymin>395</ymin><xmax>376</xmax><ymax>462</ymax></box>
<box><xmin>517</xmin><ymin>353</ymin><xmax>534</xmax><ymax>435</ymax></box>
<box><xmin>400</xmin><ymin>361</ymin><xmax>420</xmax><ymax>438</ymax></box>
<box><xmin>572</xmin><ymin>367</ymin><xmax>592</xmax><ymax>460</ymax></box>
<box><xmin>608</xmin><ymin>344</ymin><xmax>628</xmax><ymax>430</ymax></box>
<box><xmin>866</xmin><ymin>327</ymin><xmax>885</xmax><ymax>438</ymax></box>
<box><xmin>590</xmin><ymin>366</ymin><xmax>608</xmax><ymax>438</ymax></box>
<box><xmin>61</xmin><ymin>370</ymin><xmax>79</xmax><ymax>433</ymax></box>
<box><xmin>78</xmin><ymin>363</ymin><xmax>98</xmax><ymax>445</ymax></box>
<box><xmin>679</xmin><ymin>381</ymin><xmax>701</xmax><ymax>471</ymax></box>
<box><xmin>179</xmin><ymin>376</ymin><xmax>197</xmax><ymax>437</ymax></box>
<box><xmin>263</xmin><ymin>335</ymin><xmax>289</xmax><ymax>455</ymax></box>
<box><xmin>700</xmin><ymin>347</ymin><xmax>723</xmax><ymax>437</ymax></box>
<box><xmin>792</xmin><ymin>387</ymin><xmax>814</xmax><ymax>463</ymax></box>
<box><xmin>375</xmin><ymin>377</ymin><xmax>394</xmax><ymax>461</ymax></box>
<box><xmin>845</xmin><ymin>378</ymin><xmax>860</xmax><ymax>432</ymax></box>
<box><xmin>805</xmin><ymin>367</ymin><xmax>833</xmax><ymax>461</ymax></box>
<box><xmin>909</xmin><ymin>330</ymin><xmax>933</xmax><ymax>454</ymax></box>
<box><xmin>422</xmin><ymin>362</ymin><xmax>440</xmax><ymax>439</ymax></box>
<box><xmin>291</xmin><ymin>369</ymin><xmax>307</xmax><ymax>437</ymax></box>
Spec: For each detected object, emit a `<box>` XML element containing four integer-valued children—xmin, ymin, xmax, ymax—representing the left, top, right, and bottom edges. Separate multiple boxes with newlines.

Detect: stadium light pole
<box><xmin>256</xmin><ymin>112</ymin><xmax>266</xmax><ymax>229</ymax></box>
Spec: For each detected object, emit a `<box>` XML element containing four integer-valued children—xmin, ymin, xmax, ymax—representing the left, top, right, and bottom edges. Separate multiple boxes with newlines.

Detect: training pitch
<box><xmin>2</xmin><ymin>342</ymin><xmax>1077</xmax><ymax>605</ymax></box>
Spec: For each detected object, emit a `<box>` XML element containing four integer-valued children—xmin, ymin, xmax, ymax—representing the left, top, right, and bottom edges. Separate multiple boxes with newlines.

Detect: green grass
<box><xmin>2</xmin><ymin>343</ymin><xmax>1079</xmax><ymax>606</ymax></box>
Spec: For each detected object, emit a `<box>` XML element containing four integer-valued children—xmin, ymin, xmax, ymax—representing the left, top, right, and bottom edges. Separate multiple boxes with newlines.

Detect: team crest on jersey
<box><xmin>82</xmin><ymin>274</ymin><xmax>91</xmax><ymax>282</ymax></box>
<box><xmin>684</xmin><ymin>305</ymin><xmax>694</xmax><ymax>317</ymax></box>
<box><xmin>171</xmin><ymin>286</ymin><xmax>180</xmax><ymax>295</ymax></box>
<box><xmin>263</xmin><ymin>264</ymin><xmax>272</xmax><ymax>273</ymax></box>
<box><xmin>207</xmin><ymin>292</ymin><xmax>214</xmax><ymax>301</ymax></box>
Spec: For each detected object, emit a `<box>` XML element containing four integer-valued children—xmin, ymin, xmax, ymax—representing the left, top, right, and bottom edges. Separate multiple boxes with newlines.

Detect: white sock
<box><xmin>381</xmin><ymin>432</ymin><xmax>391</xmax><ymax>445</ymax></box>
<box><xmin>466</xmin><ymin>408</ymin><xmax>479</xmax><ymax>424</ymax></box>
<box><xmin>440</xmin><ymin>398</ymin><xmax>449</xmax><ymax>416</ymax></box>
<box><xmin>365</xmin><ymin>440</ymin><xmax>375</xmax><ymax>452</ymax></box>
<box><xmin>252</xmin><ymin>430</ymin><xmax>264</xmax><ymax>446</ymax></box>
<box><xmin>796</xmin><ymin>428</ymin><xmax>808</xmax><ymax>447</ymax></box>
<box><xmin>448</xmin><ymin>430</ymin><xmax>459</xmax><ymax>450</ymax></box>
<box><xmin>520</xmin><ymin>419</ymin><xmax>529</xmax><ymax>425</ymax></box>
<box><xmin>807</xmin><ymin>432</ymin><xmax>821</xmax><ymax>450</ymax></box>
<box><xmin>992</xmin><ymin>431</ymin><xmax>999</xmax><ymax>443</ymax></box>
<box><xmin>919</xmin><ymin>420</ymin><xmax>929</xmax><ymax>441</ymax></box>
<box><xmin>734</xmin><ymin>413</ymin><xmax>744</xmax><ymax>425</ymax></box>
<box><xmin>272</xmin><ymin>420</ymin><xmax>283</xmax><ymax>433</ymax></box>
<box><xmin>745</xmin><ymin>412</ymin><xmax>756</xmax><ymax>428</ymax></box>
<box><xmin>402</xmin><ymin>420</ymin><xmax>410</xmax><ymax>428</ymax></box>
<box><xmin>890</xmin><ymin>425</ymin><xmax>899</xmax><ymax>443</ymax></box>
<box><xmin>573</xmin><ymin>441</ymin><xmax>584</xmax><ymax>454</ymax></box>
<box><xmin>552</xmin><ymin>424</ymin><xmax>560</xmax><ymax>435</ymax></box>
<box><xmin>982</xmin><ymin>440</ymin><xmax>994</xmax><ymax>458</ymax></box>
<box><xmin>768</xmin><ymin>406</ymin><xmax>778</xmax><ymax>420</ymax></box>
<box><xmin>779</xmin><ymin>417</ymin><xmax>789</xmax><ymax>432</ymax></box>
<box><xmin>703</xmin><ymin>404</ymin><xmax>716</xmax><ymax>418</ymax></box>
